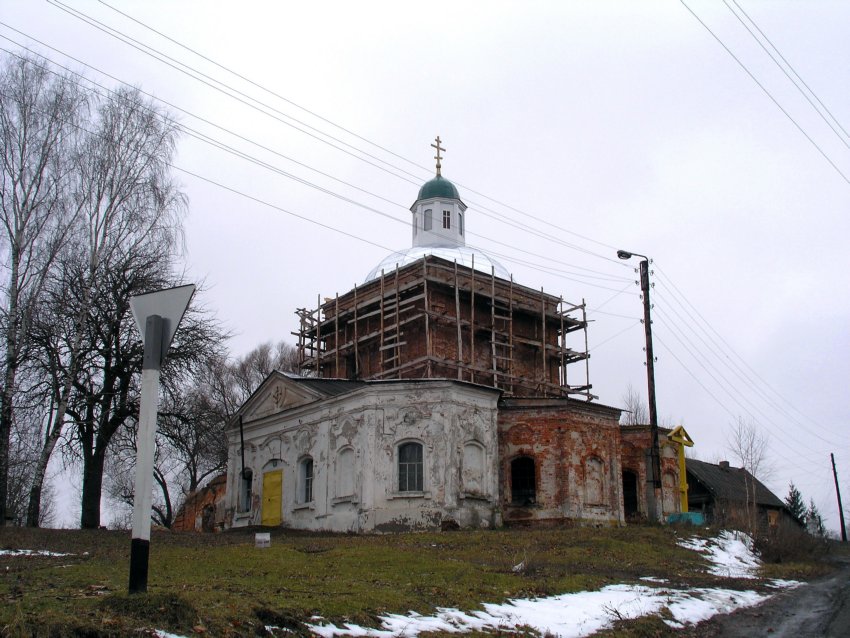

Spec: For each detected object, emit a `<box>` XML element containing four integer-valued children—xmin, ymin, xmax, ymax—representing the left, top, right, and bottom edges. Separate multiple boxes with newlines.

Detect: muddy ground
<box><xmin>686</xmin><ymin>553</ymin><xmax>850</xmax><ymax>638</ymax></box>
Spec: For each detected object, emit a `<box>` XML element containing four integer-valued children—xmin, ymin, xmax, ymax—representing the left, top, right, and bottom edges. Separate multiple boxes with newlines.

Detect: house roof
<box><xmin>686</xmin><ymin>458</ymin><xmax>784</xmax><ymax>509</ymax></box>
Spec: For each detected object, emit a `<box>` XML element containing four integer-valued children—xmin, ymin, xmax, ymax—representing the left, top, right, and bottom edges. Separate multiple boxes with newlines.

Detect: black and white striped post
<box><xmin>128</xmin><ymin>284</ymin><xmax>195</xmax><ymax>594</ymax></box>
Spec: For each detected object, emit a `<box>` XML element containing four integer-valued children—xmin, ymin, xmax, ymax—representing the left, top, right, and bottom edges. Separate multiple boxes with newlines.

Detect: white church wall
<box><xmin>226</xmin><ymin>379</ymin><xmax>501</xmax><ymax>532</ymax></box>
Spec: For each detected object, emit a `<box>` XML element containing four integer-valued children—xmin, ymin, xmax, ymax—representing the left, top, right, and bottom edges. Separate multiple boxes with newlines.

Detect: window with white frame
<box><xmin>442</xmin><ymin>209</ymin><xmax>451</xmax><ymax>229</ymax></box>
<box><xmin>299</xmin><ymin>457</ymin><xmax>314</xmax><ymax>503</ymax></box>
<box><xmin>336</xmin><ymin>447</ymin><xmax>355</xmax><ymax>498</ymax></box>
<box><xmin>424</xmin><ymin>209</ymin><xmax>432</xmax><ymax>230</ymax></box>
<box><xmin>238</xmin><ymin>468</ymin><xmax>253</xmax><ymax>512</ymax></box>
<box><xmin>398</xmin><ymin>442</ymin><xmax>423</xmax><ymax>492</ymax></box>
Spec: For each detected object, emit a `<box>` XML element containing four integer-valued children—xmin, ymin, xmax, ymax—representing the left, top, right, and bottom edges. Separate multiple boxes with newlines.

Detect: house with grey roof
<box><xmin>686</xmin><ymin>458</ymin><xmax>795</xmax><ymax>530</ymax></box>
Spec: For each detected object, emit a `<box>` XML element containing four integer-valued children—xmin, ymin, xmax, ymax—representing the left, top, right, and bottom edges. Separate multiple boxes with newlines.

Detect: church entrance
<box><xmin>262</xmin><ymin>468</ymin><xmax>283</xmax><ymax>526</ymax></box>
<box><xmin>511</xmin><ymin>457</ymin><xmax>536</xmax><ymax>505</ymax></box>
<box><xmin>622</xmin><ymin>470</ymin><xmax>639</xmax><ymax>520</ymax></box>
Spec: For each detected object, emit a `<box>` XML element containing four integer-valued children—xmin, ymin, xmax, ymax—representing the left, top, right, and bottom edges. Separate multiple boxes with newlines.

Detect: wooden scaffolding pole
<box><xmin>490</xmin><ymin>267</ymin><xmax>497</xmax><ymax>387</ymax></box>
<box><xmin>540</xmin><ymin>287</ymin><xmax>546</xmax><ymax>390</ymax></box>
<box><xmin>334</xmin><ymin>293</ymin><xmax>339</xmax><ymax>377</ymax></box>
<box><xmin>559</xmin><ymin>296</ymin><xmax>566</xmax><ymax>391</ymax></box>
<box><xmin>469</xmin><ymin>255</ymin><xmax>475</xmax><ymax>384</ymax></box>
<box><xmin>394</xmin><ymin>265</ymin><xmax>401</xmax><ymax>378</ymax></box>
<box><xmin>454</xmin><ymin>261</ymin><xmax>462</xmax><ymax>380</ymax></box>
<box><xmin>353</xmin><ymin>284</ymin><xmax>359</xmax><ymax>379</ymax></box>
<box><xmin>316</xmin><ymin>294</ymin><xmax>323</xmax><ymax>376</ymax></box>
<box><xmin>424</xmin><ymin>260</ymin><xmax>432</xmax><ymax>377</ymax></box>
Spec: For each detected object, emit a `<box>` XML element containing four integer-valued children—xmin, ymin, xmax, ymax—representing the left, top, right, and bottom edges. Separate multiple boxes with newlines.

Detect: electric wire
<box><xmin>653</xmin><ymin>262</ymin><xmax>843</xmax><ymax>442</ymax></box>
<box><xmin>7</xmin><ymin>11</ymin><xmax>845</xmax><ymax>489</ymax></box>
<box><xmin>0</xmin><ymin>33</ymin><xmax>635</xmax><ymax>292</ymax></box>
<box><xmin>0</xmin><ymin>22</ymin><xmax>632</xmax><ymax>280</ymax></box>
<box><xmin>94</xmin><ymin>0</ymin><xmax>628</xmax><ymax>256</ymax></box>
<box><xmin>730</xmin><ymin>0</ymin><xmax>849</xmax><ymax>138</ymax></box>
<box><xmin>680</xmin><ymin>0</ymin><xmax>850</xmax><ymax>185</ymax></box>
<box><xmin>41</xmin><ymin>0</ymin><xmax>635</xmax><ymax>267</ymax></box>
<box><xmin>722</xmin><ymin>0</ymin><xmax>850</xmax><ymax>150</ymax></box>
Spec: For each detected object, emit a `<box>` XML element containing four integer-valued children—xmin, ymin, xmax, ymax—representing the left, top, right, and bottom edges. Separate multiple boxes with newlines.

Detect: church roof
<box><xmin>365</xmin><ymin>245</ymin><xmax>511</xmax><ymax>282</ymax></box>
<box><xmin>287</xmin><ymin>377</ymin><xmax>366</xmax><ymax>396</ymax></box>
<box><xmin>417</xmin><ymin>175</ymin><xmax>460</xmax><ymax>201</ymax></box>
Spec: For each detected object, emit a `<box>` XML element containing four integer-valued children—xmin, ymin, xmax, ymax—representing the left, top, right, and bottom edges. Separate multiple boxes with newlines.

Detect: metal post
<box><xmin>128</xmin><ymin>315</ymin><xmax>163</xmax><ymax>594</ymax></box>
<box><xmin>832</xmin><ymin>453</ymin><xmax>847</xmax><ymax>542</ymax></box>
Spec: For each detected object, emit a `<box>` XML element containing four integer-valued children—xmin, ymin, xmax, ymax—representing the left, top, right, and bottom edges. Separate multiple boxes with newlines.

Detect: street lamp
<box><xmin>618</xmin><ymin>249</ymin><xmax>662</xmax><ymax>522</ymax></box>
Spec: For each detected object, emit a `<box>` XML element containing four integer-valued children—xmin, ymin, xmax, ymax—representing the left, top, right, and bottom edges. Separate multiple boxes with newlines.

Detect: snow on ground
<box><xmin>677</xmin><ymin>529</ymin><xmax>761</xmax><ymax>578</ymax></box>
<box><xmin>0</xmin><ymin>549</ymin><xmax>71</xmax><ymax>557</ymax></box>
<box><xmin>303</xmin><ymin>530</ymin><xmax>800</xmax><ymax>638</ymax></box>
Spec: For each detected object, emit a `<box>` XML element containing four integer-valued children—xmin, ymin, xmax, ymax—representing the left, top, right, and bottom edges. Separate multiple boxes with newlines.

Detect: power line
<box><xmin>722</xmin><ymin>0</ymin><xmax>850</xmax><ymax>150</ymax></box>
<box><xmin>730</xmin><ymin>0</ymin><xmax>849</xmax><ymax>139</ymax></box>
<box><xmin>679</xmin><ymin>0</ymin><xmax>850</xmax><ymax>186</ymax></box>
<box><xmin>93</xmin><ymin>0</ymin><xmax>628</xmax><ymax>258</ymax></box>
<box><xmin>43</xmin><ymin>0</ymin><xmax>635</xmax><ymax>268</ymax></box>
<box><xmin>0</xmin><ymin>33</ymin><xmax>633</xmax><ymax>291</ymax></box>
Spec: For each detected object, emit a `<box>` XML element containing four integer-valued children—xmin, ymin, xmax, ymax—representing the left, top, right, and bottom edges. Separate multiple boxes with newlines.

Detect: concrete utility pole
<box><xmin>127</xmin><ymin>284</ymin><xmax>194</xmax><ymax>594</ymax></box>
<box><xmin>617</xmin><ymin>249</ymin><xmax>662</xmax><ymax>522</ymax></box>
<box><xmin>831</xmin><ymin>453</ymin><xmax>847</xmax><ymax>542</ymax></box>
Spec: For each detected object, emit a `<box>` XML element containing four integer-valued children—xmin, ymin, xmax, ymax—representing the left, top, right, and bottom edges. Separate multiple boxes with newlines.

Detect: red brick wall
<box><xmin>498</xmin><ymin>400</ymin><xmax>623</xmax><ymax>526</ymax></box>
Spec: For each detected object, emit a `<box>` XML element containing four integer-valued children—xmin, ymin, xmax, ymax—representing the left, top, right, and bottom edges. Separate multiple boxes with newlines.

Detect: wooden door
<box><xmin>261</xmin><ymin>469</ymin><xmax>283</xmax><ymax>526</ymax></box>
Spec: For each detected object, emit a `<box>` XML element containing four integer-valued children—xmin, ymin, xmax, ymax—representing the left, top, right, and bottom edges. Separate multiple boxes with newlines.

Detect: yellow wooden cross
<box><xmin>667</xmin><ymin>425</ymin><xmax>694</xmax><ymax>513</ymax></box>
<box><xmin>431</xmin><ymin>135</ymin><xmax>445</xmax><ymax>176</ymax></box>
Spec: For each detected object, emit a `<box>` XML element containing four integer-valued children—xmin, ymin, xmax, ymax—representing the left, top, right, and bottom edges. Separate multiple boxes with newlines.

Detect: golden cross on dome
<box><xmin>431</xmin><ymin>135</ymin><xmax>445</xmax><ymax>176</ymax></box>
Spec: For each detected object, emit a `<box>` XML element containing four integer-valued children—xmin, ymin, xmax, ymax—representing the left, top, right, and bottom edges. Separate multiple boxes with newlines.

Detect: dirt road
<box><xmin>690</xmin><ymin>555</ymin><xmax>850</xmax><ymax>637</ymax></box>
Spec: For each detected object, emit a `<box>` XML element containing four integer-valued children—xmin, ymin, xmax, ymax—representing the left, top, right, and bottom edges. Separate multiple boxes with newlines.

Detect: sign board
<box><xmin>130</xmin><ymin>284</ymin><xmax>195</xmax><ymax>359</ymax></box>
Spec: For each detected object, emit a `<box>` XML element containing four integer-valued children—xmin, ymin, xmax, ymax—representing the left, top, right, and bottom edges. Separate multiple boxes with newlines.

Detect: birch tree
<box><xmin>26</xmin><ymin>85</ymin><xmax>184</xmax><ymax>528</ymax></box>
<box><xmin>0</xmin><ymin>53</ymin><xmax>86</xmax><ymax>525</ymax></box>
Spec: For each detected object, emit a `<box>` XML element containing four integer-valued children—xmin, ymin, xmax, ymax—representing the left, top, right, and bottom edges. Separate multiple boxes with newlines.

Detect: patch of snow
<box><xmin>0</xmin><ymin>549</ymin><xmax>71</xmax><ymax>557</ymax></box>
<box><xmin>677</xmin><ymin>530</ymin><xmax>761</xmax><ymax>578</ymax></box>
<box><xmin>308</xmin><ymin>531</ymin><xmax>802</xmax><ymax>638</ymax></box>
<box><xmin>308</xmin><ymin>583</ymin><xmax>776</xmax><ymax>638</ymax></box>
<box><xmin>154</xmin><ymin>631</ymin><xmax>188</xmax><ymax>638</ymax></box>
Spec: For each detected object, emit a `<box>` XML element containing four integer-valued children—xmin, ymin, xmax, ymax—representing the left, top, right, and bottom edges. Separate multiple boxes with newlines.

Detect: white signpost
<box><xmin>128</xmin><ymin>284</ymin><xmax>195</xmax><ymax>594</ymax></box>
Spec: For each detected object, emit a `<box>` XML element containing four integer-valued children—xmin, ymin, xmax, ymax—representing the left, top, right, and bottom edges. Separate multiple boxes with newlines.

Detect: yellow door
<box><xmin>261</xmin><ymin>470</ymin><xmax>283</xmax><ymax>526</ymax></box>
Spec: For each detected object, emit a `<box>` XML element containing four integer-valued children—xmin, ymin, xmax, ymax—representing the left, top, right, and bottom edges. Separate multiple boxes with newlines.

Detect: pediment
<box><xmin>241</xmin><ymin>372</ymin><xmax>323</xmax><ymax>421</ymax></box>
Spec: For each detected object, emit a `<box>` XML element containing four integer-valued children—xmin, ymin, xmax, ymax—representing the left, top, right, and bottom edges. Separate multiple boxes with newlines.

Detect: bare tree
<box><xmin>0</xmin><ymin>52</ymin><xmax>86</xmax><ymax>524</ymax></box>
<box><xmin>25</xmin><ymin>84</ymin><xmax>184</xmax><ymax>528</ymax></box>
<box><xmin>727</xmin><ymin>417</ymin><xmax>771</xmax><ymax>534</ymax></box>
<box><xmin>619</xmin><ymin>383</ymin><xmax>648</xmax><ymax>425</ymax></box>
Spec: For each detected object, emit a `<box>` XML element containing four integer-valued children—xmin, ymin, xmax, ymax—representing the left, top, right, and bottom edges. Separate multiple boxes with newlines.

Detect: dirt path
<box><xmin>689</xmin><ymin>556</ymin><xmax>850</xmax><ymax>637</ymax></box>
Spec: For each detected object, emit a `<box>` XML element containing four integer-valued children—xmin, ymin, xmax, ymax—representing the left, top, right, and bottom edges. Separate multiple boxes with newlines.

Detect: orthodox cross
<box><xmin>431</xmin><ymin>135</ymin><xmax>445</xmax><ymax>176</ymax></box>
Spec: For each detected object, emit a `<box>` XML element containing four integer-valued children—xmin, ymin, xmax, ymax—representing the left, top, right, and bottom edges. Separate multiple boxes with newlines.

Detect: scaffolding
<box><xmin>295</xmin><ymin>254</ymin><xmax>594</xmax><ymax>399</ymax></box>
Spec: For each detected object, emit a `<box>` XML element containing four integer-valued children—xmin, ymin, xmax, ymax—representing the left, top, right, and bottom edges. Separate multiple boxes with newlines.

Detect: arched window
<box><xmin>398</xmin><ymin>442</ymin><xmax>423</xmax><ymax>492</ymax></box>
<box><xmin>336</xmin><ymin>447</ymin><xmax>355</xmax><ymax>498</ymax></box>
<box><xmin>511</xmin><ymin>456</ymin><xmax>536</xmax><ymax>505</ymax></box>
<box><xmin>442</xmin><ymin>209</ymin><xmax>451</xmax><ymax>229</ymax></box>
<box><xmin>586</xmin><ymin>457</ymin><xmax>604</xmax><ymax>504</ymax></box>
<box><xmin>299</xmin><ymin>457</ymin><xmax>314</xmax><ymax>503</ymax></box>
<box><xmin>424</xmin><ymin>209</ymin><xmax>432</xmax><ymax>231</ymax></box>
<box><xmin>462</xmin><ymin>441</ymin><xmax>485</xmax><ymax>494</ymax></box>
<box><xmin>238</xmin><ymin>468</ymin><xmax>253</xmax><ymax>513</ymax></box>
<box><xmin>458</xmin><ymin>212</ymin><xmax>464</xmax><ymax>236</ymax></box>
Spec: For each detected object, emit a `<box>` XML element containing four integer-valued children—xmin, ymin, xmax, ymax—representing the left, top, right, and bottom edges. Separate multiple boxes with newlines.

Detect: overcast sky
<box><xmin>5</xmin><ymin>1</ymin><xmax>848</xmax><ymax>532</ymax></box>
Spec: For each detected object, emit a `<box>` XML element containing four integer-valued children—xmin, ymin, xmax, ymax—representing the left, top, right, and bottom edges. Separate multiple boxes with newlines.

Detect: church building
<box><xmin>224</xmin><ymin>139</ymin><xmax>678</xmax><ymax>532</ymax></box>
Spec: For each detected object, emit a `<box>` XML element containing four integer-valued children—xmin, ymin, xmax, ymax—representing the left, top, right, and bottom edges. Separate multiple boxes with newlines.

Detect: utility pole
<box><xmin>831</xmin><ymin>453</ymin><xmax>847</xmax><ymax>542</ymax></box>
<box><xmin>617</xmin><ymin>249</ymin><xmax>662</xmax><ymax>522</ymax></box>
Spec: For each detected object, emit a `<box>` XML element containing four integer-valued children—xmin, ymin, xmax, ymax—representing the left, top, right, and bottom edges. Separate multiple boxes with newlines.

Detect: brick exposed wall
<box><xmin>498</xmin><ymin>399</ymin><xmax>624</xmax><ymax>526</ymax></box>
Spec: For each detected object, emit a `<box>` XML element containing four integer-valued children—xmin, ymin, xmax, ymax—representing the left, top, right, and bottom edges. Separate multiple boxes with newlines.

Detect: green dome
<box><xmin>417</xmin><ymin>175</ymin><xmax>460</xmax><ymax>201</ymax></box>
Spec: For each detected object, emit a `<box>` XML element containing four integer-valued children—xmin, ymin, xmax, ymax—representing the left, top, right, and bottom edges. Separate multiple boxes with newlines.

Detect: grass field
<box><xmin>0</xmin><ymin>524</ymin><xmax>835</xmax><ymax>637</ymax></box>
